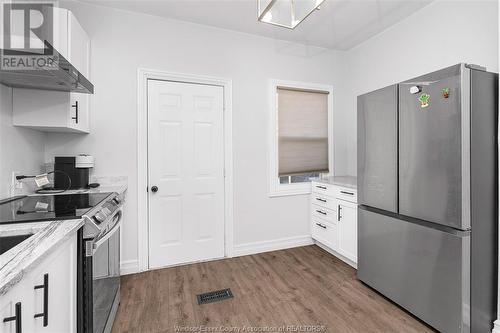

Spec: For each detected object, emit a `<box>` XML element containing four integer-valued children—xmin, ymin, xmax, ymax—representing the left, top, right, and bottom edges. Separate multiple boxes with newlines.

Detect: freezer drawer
<box><xmin>357</xmin><ymin>85</ymin><xmax>398</xmax><ymax>213</ymax></box>
<box><xmin>358</xmin><ymin>207</ymin><xmax>470</xmax><ymax>333</ymax></box>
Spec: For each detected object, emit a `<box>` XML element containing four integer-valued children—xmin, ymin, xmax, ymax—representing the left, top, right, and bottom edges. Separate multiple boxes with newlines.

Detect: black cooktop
<box><xmin>0</xmin><ymin>193</ymin><xmax>111</xmax><ymax>224</ymax></box>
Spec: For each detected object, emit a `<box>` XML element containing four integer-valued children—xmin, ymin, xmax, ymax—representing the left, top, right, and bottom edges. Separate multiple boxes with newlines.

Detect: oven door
<box><xmin>91</xmin><ymin>209</ymin><xmax>122</xmax><ymax>333</ymax></box>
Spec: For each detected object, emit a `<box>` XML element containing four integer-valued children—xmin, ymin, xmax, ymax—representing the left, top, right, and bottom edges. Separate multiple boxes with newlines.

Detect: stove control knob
<box><xmin>93</xmin><ymin>211</ymin><xmax>107</xmax><ymax>224</ymax></box>
<box><xmin>113</xmin><ymin>197</ymin><xmax>122</xmax><ymax>205</ymax></box>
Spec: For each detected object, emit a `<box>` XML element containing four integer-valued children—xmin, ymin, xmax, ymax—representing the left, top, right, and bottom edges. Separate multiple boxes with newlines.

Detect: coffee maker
<box><xmin>54</xmin><ymin>155</ymin><xmax>94</xmax><ymax>189</ymax></box>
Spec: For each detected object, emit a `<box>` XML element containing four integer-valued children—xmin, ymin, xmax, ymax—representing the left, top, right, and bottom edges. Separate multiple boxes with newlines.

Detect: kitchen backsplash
<box><xmin>0</xmin><ymin>85</ymin><xmax>46</xmax><ymax>199</ymax></box>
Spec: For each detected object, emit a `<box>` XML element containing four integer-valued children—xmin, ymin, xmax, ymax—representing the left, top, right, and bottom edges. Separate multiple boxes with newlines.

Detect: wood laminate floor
<box><xmin>112</xmin><ymin>245</ymin><xmax>434</xmax><ymax>333</ymax></box>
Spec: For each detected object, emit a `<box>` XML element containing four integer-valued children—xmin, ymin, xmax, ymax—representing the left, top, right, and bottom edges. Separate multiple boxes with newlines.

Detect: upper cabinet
<box><xmin>12</xmin><ymin>8</ymin><xmax>91</xmax><ymax>133</ymax></box>
<box><xmin>67</xmin><ymin>11</ymin><xmax>91</xmax><ymax>79</ymax></box>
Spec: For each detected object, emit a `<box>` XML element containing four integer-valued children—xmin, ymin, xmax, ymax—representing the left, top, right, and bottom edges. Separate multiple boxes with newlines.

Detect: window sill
<box><xmin>269</xmin><ymin>183</ymin><xmax>312</xmax><ymax>197</ymax></box>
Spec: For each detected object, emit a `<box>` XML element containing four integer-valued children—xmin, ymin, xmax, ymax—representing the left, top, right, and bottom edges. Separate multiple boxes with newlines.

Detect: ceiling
<box><xmin>81</xmin><ymin>0</ymin><xmax>433</xmax><ymax>50</ymax></box>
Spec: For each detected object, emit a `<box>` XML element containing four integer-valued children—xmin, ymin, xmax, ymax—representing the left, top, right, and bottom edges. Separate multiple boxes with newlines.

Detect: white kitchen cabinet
<box><xmin>310</xmin><ymin>181</ymin><xmax>357</xmax><ymax>267</ymax></box>
<box><xmin>0</xmin><ymin>234</ymin><xmax>77</xmax><ymax>333</ymax></box>
<box><xmin>67</xmin><ymin>11</ymin><xmax>90</xmax><ymax>78</ymax></box>
<box><xmin>311</xmin><ymin>219</ymin><xmax>338</xmax><ymax>251</ymax></box>
<box><xmin>337</xmin><ymin>199</ymin><xmax>358</xmax><ymax>263</ymax></box>
<box><xmin>12</xmin><ymin>8</ymin><xmax>91</xmax><ymax>134</ymax></box>
<box><xmin>29</xmin><ymin>234</ymin><xmax>77</xmax><ymax>333</ymax></box>
<box><xmin>0</xmin><ymin>276</ymin><xmax>32</xmax><ymax>333</ymax></box>
<box><xmin>13</xmin><ymin>88</ymin><xmax>89</xmax><ymax>133</ymax></box>
<box><xmin>52</xmin><ymin>8</ymin><xmax>69</xmax><ymax>59</ymax></box>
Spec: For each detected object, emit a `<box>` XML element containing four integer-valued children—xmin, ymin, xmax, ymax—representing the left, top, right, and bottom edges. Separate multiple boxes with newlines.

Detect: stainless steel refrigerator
<box><xmin>357</xmin><ymin>64</ymin><xmax>498</xmax><ymax>333</ymax></box>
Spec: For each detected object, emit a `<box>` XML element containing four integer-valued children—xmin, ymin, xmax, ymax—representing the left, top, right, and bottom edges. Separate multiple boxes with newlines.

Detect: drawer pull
<box><xmin>3</xmin><ymin>302</ymin><xmax>21</xmax><ymax>333</ymax></box>
<box><xmin>315</xmin><ymin>223</ymin><xmax>326</xmax><ymax>229</ymax></box>
<box><xmin>71</xmin><ymin>101</ymin><xmax>79</xmax><ymax>124</ymax></box>
<box><xmin>316</xmin><ymin>185</ymin><xmax>327</xmax><ymax>190</ymax></box>
<box><xmin>315</xmin><ymin>198</ymin><xmax>327</xmax><ymax>203</ymax></box>
<box><xmin>340</xmin><ymin>190</ymin><xmax>354</xmax><ymax>196</ymax></box>
<box><xmin>34</xmin><ymin>273</ymin><xmax>49</xmax><ymax>327</ymax></box>
<box><xmin>316</xmin><ymin>210</ymin><xmax>327</xmax><ymax>215</ymax></box>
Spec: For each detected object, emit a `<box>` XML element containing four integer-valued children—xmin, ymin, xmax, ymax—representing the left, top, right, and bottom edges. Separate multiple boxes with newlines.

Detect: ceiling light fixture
<box><xmin>257</xmin><ymin>0</ymin><xmax>326</xmax><ymax>29</ymax></box>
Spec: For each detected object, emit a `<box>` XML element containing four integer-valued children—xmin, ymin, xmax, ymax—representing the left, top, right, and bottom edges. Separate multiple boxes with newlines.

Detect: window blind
<box><xmin>277</xmin><ymin>87</ymin><xmax>329</xmax><ymax>176</ymax></box>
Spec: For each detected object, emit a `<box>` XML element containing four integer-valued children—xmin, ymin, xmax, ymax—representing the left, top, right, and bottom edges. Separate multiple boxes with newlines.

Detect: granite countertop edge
<box><xmin>0</xmin><ymin>218</ymin><xmax>84</xmax><ymax>296</ymax></box>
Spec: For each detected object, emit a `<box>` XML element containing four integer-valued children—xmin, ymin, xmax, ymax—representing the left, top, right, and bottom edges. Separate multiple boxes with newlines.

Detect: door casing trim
<box><xmin>137</xmin><ymin>68</ymin><xmax>234</xmax><ymax>272</ymax></box>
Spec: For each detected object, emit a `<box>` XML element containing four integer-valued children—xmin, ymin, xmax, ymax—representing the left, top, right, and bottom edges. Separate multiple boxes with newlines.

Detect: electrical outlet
<box><xmin>11</xmin><ymin>171</ymin><xmax>23</xmax><ymax>190</ymax></box>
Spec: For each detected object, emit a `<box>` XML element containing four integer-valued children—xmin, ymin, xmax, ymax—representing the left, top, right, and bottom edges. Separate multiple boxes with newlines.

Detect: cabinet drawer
<box><xmin>311</xmin><ymin>204</ymin><xmax>337</xmax><ymax>224</ymax></box>
<box><xmin>311</xmin><ymin>193</ymin><xmax>337</xmax><ymax>211</ymax></box>
<box><xmin>311</xmin><ymin>219</ymin><xmax>338</xmax><ymax>250</ymax></box>
<box><xmin>312</xmin><ymin>182</ymin><xmax>335</xmax><ymax>196</ymax></box>
<box><xmin>335</xmin><ymin>187</ymin><xmax>357</xmax><ymax>203</ymax></box>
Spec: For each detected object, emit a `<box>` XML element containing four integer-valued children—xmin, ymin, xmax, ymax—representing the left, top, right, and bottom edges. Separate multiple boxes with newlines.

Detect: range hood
<box><xmin>0</xmin><ymin>42</ymin><xmax>94</xmax><ymax>94</ymax></box>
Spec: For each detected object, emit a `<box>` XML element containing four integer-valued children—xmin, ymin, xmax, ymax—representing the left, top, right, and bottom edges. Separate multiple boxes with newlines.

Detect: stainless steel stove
<box><xmin>0</xmin><ymin>192</ymin><xmax>124</xmax><ymax>333</ymax></box>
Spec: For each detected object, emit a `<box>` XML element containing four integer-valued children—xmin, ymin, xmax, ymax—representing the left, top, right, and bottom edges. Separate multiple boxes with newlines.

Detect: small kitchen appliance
<box><xmin>54</xmin><ymin>155</ymin><xmax>94</xmax><ymax>189</ymax></box>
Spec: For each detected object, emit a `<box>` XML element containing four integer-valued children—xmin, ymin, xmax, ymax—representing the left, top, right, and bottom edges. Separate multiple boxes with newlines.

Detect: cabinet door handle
<box><xmin>316</xmin><ymin>210</ymin><xmax>327</xmax><ymax>215</ymax></box>
<box><xmin>338</xmin><ymin>205</ymin><xmax>342</xmax><ymax>221</ymax></box>
<box><xmin>340</xmin><ymin>190</ymin><xmax>354</xmax><ymax>196</ymax></box>
<box><xmin>71</xmin><ymin>100</ymin><xmax>79</xmax><ymax>124</ymax></box>
<box><xmin>315</xmin><ymin>198</ymin><xmax>327</xmax><ymax>203</ymax></box>
<box><xmin>3</xmin><ymin>302</ymin><xmax>21</xmax><ymax>333</ymax></box>
<box><xmin>315</xmin><ymin>223</ymin><xmax>326</xmax><ymax>229</ymax></box>
<box><xmin>316</xmin><ymin>185</ymin><xmax>327</xmax><ymax>190</ymax></box>
<box><xmin>34</xmin><ymin>273</ymin><xmax>48</xmax><ymax>327</ymax></box>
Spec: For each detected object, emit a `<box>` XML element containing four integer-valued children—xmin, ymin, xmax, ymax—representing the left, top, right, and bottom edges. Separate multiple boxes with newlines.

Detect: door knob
<box><xmin>151</xmin><ymin>186</ymin><xmax>158</xmax><ymax>193</ymax></box>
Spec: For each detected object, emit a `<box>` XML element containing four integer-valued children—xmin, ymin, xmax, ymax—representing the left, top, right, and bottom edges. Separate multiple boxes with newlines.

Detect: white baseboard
<box><xmin>233</xmin><ymin>235</ymin><xmax>313</xmax><ymax>257</ymax></box>
<box><xmin>492</xmin><ymin>320</ymin><xmax>500</xmax><ymax>333</ymax></box>
<box><xmin>120</xmin><ymin>259</ymin><xmax>140</xmax><ymax>275</ymax></box>
<box><xmin>314</xmin><ymin>240</ymin><xmax>357</xmax><ymax>269</ymax></box>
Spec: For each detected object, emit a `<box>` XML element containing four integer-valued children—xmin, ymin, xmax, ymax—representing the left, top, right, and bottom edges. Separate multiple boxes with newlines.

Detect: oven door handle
<box><xmin>93</xmin><ymin>211</ymin><xmax>122</xmax><ymax>253</ymax></box>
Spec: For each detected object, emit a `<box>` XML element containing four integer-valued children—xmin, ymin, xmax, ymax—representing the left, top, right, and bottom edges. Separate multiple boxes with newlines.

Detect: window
<box><xmin>269</xmin><ymin>80</ymin><xmax>333</xmax><ymax>196</ymax></box>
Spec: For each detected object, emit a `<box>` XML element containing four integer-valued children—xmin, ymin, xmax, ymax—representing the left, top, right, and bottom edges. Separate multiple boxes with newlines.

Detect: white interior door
<box><xmin>148</xmin><ymin>79</ymin><xmax>225</xmax><ymax>269</ymax></box>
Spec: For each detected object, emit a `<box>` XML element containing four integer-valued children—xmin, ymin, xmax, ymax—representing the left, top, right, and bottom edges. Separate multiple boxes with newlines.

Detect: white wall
<box><xmin>0</xmin><ymin>85</ymin><xmax>45</xmax><ymax>198</ymax></box>
<box><xmin>337</xmin><ymin>0</ymin><xmax>499</xmax><ymax>174</ymax></box>
<box><xmin>44</xmin><ymin>1</ymin><xmax>343</xmax><ymax>270</ymax></box>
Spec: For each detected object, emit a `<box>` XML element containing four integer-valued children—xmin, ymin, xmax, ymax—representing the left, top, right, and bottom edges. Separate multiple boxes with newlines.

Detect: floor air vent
<box><xmin>197</xmin><ymin>288</ymin><xmax>233</xmax><ymax>305</ymax></box>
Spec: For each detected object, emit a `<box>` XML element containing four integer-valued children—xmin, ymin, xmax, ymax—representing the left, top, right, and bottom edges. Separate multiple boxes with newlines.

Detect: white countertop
<box><xmin>311</xmin><ymin>175</ymin><xmax>357</xmax><ymax>189</ymax></box>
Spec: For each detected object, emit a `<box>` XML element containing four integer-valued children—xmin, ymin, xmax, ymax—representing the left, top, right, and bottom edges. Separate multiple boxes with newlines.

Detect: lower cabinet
<box><xmin>337</xmin><ymin>199</ymin><xmax>358</xmax><ymax>263</ymax></box>
<box><xmin>310</xmin><ymin>181</ymin><xmax>358</xmax><ymax>266</ymax></box>
<box><xmin>311</xmin><ymin>219</ymin><xmax>338</xmax><ymax>250</ymax></box>
<box><xmin>0</xmin><ymin>234</ymin><xmax>77</xmax><ymax>333</ymax></box>
<box><xmin>0</xmin><ymin>280</ymin><xmax>29</xmax><ymax>333</ymax></box>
